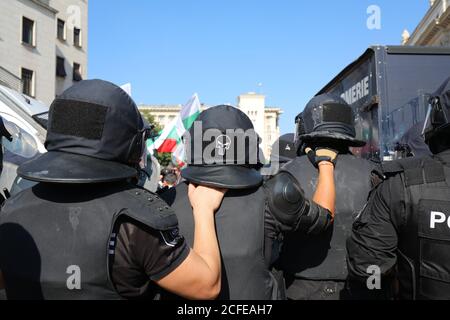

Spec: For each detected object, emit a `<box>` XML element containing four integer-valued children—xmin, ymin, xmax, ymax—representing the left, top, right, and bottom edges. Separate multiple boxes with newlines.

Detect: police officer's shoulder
<box><xmin>264</xmin><ymin>171</ymin><xmax>305</xmax><ymax>219</ymax></box>
<box><xmin>371</xmin><ymin>156</ymin><xmax>446</xmax><ymax>190</ymax></box>
<box><xmin>373</xmin><ymin>157</ymin><xmax>419</xmax><ymax>179</ymax></box>
<box><xmin>368</xmin><ymin>157</ymin><xmax>412</xmax><ymax>190</ymax></box>
<box><xmin>120</xmin><ymin>185</ymin><xmax>179</xmax><ymax>231</ymax></box>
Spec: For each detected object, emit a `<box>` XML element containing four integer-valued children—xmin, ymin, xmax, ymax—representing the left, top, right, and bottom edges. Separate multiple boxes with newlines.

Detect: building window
<box><xmin>158</xmin><ymin>116</ymin><xmax>165</xmax><ymax>124</ymax></box>
<box><xmin>73</xmin><ymin>63</ymin><xmax>82</xmax><ymax>81</ymax></box>
<box><xmin>74</xmin><ymin>28</ymin><xmax>82</xmax><ymax>47</ymax></box>
<box><xmin>21</xmin><ymin>68</ymin><xmax>35</xmax><ymax>97</ymax></box>
<box><xmin>22</xmin><ymin>17</ymin><xmax>35</xmax><ymax>46</ymax></box>
<box><xmin>56</xmin><ymin>56</ymin><xmax>67</xmax><ymax>78</ymax></box>
<box><xmin>57</xmin><ymin>19</ymin><xmax>66</xmax><ymax>41</ymax></box>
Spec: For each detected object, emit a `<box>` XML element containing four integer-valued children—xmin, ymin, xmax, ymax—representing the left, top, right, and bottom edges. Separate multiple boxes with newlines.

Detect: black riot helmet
<box><xmin>423</xmin><ymin>77</ymin><xmax>450</xmax><ymax>147</ymax></box>
<box><xmin>270</xmin><ymin>133</ymin><xmax>296</xmax><ymax>164</ymax></box>
<box><xmin>295</xmin><ymin>94</ymin><xmax>366</xmax><ymax>149</ymax></box>
<box><xmin>18</xmin><ymin>79</ymin><xmax>152</xmax><ymax>184</ymax></box>
<box><xmin>182</xmin><ymin>105</ymin><xmax>264</xmax><ymax>190</ymax></box>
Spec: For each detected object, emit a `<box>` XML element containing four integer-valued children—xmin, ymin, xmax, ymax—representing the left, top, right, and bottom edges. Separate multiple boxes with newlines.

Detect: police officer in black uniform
<box><xmin>0</xmin><ymin>80</ymin><xmax>225</xmax><ymax>300</ymax></box>
<box><xmin>347</xmin><ymin>77</ymin><xmax>450</xmax><ymax>300</ymax></box>
<box><xmin>160</xmin><ymin>105</ymin><xmax>337</xmax><ymax>300</ymax></box>
<box><xmin>277</xmin><ymin>94</ymin><xmax>375</xmax><ymax>300</ymax></box>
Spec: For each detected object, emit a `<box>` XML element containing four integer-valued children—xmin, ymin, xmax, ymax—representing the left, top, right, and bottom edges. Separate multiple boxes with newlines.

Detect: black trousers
<box><xmin>285</xmin><ymin>278</ymin><xmax>349</xmax><ymax>300</ymax></box>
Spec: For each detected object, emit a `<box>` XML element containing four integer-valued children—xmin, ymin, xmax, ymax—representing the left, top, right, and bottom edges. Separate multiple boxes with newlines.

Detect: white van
<box><xmin>0</xmin><ymin>84</ymin><xmax>48</xmax><ymax>194</ymax></box>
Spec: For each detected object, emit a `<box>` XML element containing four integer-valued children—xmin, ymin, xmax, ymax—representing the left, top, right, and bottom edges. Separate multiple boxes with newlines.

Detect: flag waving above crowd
<box><xmin>148</xmin><ymin>93</ymin><xmax>201</xmax><ymax>166</ymax></box>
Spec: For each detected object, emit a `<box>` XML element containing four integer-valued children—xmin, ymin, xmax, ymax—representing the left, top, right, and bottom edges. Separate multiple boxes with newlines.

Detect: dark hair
<box><xmin>163</xmin><ymin>173</ymin><xmax>178</xmax><ymax>185</ymax></box>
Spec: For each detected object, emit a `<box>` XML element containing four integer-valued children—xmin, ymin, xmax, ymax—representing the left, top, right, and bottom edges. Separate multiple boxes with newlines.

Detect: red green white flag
<box><xmin>148</xmin><ymin>93</ymin><xmax>201</xmax><ymax>156</ymax></box>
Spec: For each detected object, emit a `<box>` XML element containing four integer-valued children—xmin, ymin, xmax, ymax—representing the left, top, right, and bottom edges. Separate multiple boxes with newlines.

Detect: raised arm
<box><xmin>313</xmin><ymin>161</ymin><xmax>336</xmax><ymax>219</ymax></box>
<box><xmin>156</xmin><ymin>185</ymin><xmax>225</xmax><ymax>300</ymax></box>
<box><xmin>265</xmin><ymin>148</ymin><xmax>337</xmax><ymax>235</ymax></box>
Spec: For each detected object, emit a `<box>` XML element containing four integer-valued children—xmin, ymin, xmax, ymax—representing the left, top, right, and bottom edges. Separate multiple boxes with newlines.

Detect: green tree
<box><xmin>140</xmin><ymin>110</ymin><xmax>173</xmax><ymax>167</ymax></box>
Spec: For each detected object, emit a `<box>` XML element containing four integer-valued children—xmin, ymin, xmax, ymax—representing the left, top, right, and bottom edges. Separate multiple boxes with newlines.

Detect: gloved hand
<box><xmin>305</xmin><ymin>147</ymin><xmax>338</xmax><ymax>168</ymax></box>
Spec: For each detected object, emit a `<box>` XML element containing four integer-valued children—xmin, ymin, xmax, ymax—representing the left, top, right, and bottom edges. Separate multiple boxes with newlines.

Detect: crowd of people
<box><xmin>0</xmin><ymin>77</ymin><xmax>449</xmax><ymax>300</ymax></box>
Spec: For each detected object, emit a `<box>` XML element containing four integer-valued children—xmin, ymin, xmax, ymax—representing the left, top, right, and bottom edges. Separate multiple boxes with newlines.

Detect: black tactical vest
<box><xmin>0</xmin><ymin>182</ymin><xmax>178</xmax><ymax>300</ymax></box>
<box><xmin>380</xmin><ymin>155</ymin><xmax>450</xmax><ymax>300</ymax></box>
<box><xmin>279</xmin><ymin>154</ymin><xmax>375</xmax><ymax>281</ymax></box>
<box><xmin>162</xmin><ymin>182</ymin><xmax>280</xmax><ymax>300</ymax></box>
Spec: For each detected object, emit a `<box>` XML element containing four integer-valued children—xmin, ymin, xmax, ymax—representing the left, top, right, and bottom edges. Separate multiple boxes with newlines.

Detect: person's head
<box><xmin>163</xmin><ymin>173</ymin><xmax>178</xmax><ymax>187</ymax></box>
<box><xmin>270</xmin><ymin>133</ymin><xmax>296</xmax><ymax>165</ymax></box>
<box><xmin>423</xmin><ymin>77</ymin><xmax>450</xmax><ymax>154</ymax></box>
<box><xmin>296</xmin><ymin>93</ymin><xmax>366</xmax><ymax>153</ymax></box>
<box><xmin>182</xmin><ymin>105</ymin><xmax>264</xmax><ymax>190</ymax></box>
<box><xmin>18</xmin><ymin>79</ymin><xmax>151</xmax><ymax>184</ymax></box>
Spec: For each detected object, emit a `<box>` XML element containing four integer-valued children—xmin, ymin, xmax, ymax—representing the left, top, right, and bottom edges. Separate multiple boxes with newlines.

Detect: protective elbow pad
<box><xmin>303</xmin><ymin>203</ymin><xmax>333</xmax><ymax>235</ymax></box>
<box><xmin>265</xmin><ymin>172</ymin><xmax>309</xmax><ymax>230</ymax></box>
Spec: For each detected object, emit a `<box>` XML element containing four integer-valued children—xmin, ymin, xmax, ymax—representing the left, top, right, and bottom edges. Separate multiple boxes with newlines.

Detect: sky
<box><xmin>88</xmin><ymin>0</ymin><xmax>429</xmax><ymax>134</ymax></box>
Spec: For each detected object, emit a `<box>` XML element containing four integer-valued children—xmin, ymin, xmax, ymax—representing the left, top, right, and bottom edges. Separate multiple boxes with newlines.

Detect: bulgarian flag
<box><xmin>149</xmin><ymin>93</ymin><xmax>201</xmax><ymax>156</ymax></box>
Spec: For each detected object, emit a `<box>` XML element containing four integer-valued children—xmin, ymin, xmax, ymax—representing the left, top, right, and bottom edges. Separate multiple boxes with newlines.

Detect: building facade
<box><xmin>0</xmin><ymin>0</ymin><xmax>88</xmax><ymax>105</ymax></box>
<box><xmin>52</xmin><ymin>0</ymin><xmax>88</xmax><ymax>97</ymax></box>
<box><xmin>402</xmin><ymin>0</ymin><xmax>450</xmax><ymax>46</ymax></box>
<box><xmin>139</xmin><ymin>93</ymin><xmax>283</xmax><ymax>160</ymax></box>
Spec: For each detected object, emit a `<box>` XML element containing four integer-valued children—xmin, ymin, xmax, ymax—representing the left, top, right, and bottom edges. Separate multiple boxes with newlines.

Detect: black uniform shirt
<box><xmin>110</xmin><ymin>217</ymin><xmax>190</xmax><ymax>299</ymax></box>
<box><xmin>347</xmin><ymin>151</ymin><xmax>450</xmax><ymax>298</ymax></box>
<box><xmin>346</xmin><ymin>171</ymin><xmax>404</xmax><ymax>298</ymax></box>
<box><xmin>347</xmin><ymin>150</ymin><xmax>450</xmax><ymax>299</ymax></box>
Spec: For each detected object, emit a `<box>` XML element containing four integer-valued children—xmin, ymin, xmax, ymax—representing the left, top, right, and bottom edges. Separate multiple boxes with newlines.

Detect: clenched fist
<box><xmin>188</xmin><ymin>184</ymin><xmax>227</xmax><ymax>213</ymax></box>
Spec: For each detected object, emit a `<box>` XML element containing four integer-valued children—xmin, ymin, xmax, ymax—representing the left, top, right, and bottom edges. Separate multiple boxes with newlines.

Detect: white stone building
<box><xmin>402</xmin><ymin>0</ymin><xmax>450</xmax><ymax>46</ymax></box>
<box><xmin>0</xmin><ymin>0</ymin><xmax>88</xmax><ymax>105</ymax></box>
<box><xmin>139</xmin><ymin>93</ymin><xmax>283</xmax><ymax>160</ymax></box>
<box><xmin>52</xmin><ymin>0</ymin><xmax>88</xmax><ymax>96</ymax></box>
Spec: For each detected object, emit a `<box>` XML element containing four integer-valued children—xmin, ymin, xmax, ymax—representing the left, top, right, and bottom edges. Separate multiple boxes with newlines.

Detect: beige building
<box><xmin>0</xmin><ymin>0</ymin><xmax>88</xmax><ymax>105</ymax></box>
<box><xmin>402</xmin><ymin>0</ymin><xmax>450</xmax><ymax>46</ymax></box>
<box><xmin>139</xmin><ymin>93</ymin><xmax>283</xmax><ymax>160</ymax></box>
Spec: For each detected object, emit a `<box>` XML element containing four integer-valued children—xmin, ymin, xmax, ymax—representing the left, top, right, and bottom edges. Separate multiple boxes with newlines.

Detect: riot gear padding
<box><xmin>0</xmin><ymin>182</ymin><xmax>179</xmax><ymax>300</ymax></box>
<box><xmin>279</xmin><ymin>154</ymin><xmax>375</xmax><ymax>298</ymax></box>
<box><xmin>265</xmin><ymin>172</ymin><xmax>307</xmax><ymax>230</ymax></box>
<box><xmin>265</xmin><ymin>172</ymin><xmax>331</xmax><ymax>234</ymax></box>
<box><xmin>377</xmin><ymin>156</ymin><xmax>450</xmax><ymax>300</ymax></box>
<box><xmin>161</xmin><ymin>182</ymin><xmax>281</xmax><ymax>300</ymax></box>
